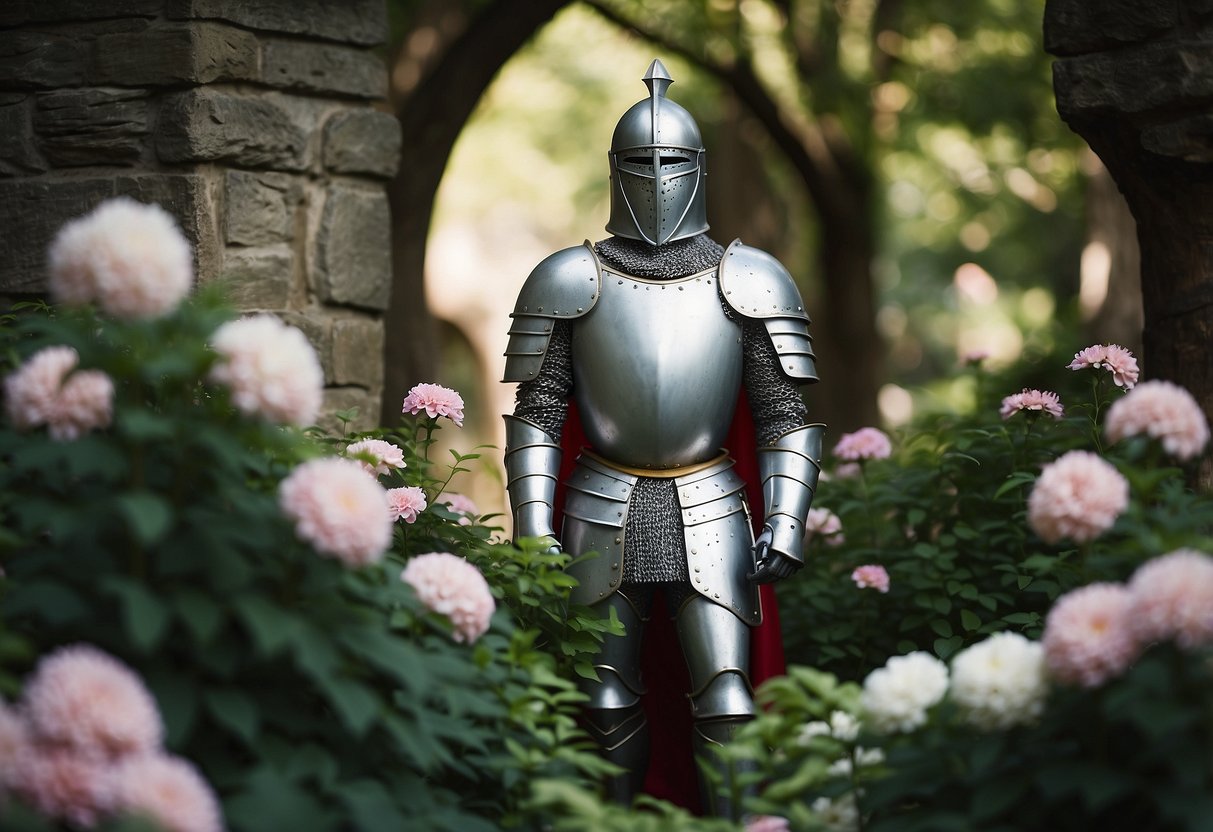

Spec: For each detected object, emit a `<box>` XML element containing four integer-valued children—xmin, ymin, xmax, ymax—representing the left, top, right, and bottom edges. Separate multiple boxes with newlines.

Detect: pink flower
<box><xmin>0</xmin><ymin>698</ymin><xmax>30</xmax><ymax>790</ymax></box>
<box><xmin>438</xmin><ymin>493</ymin><xmax>478</xmax><ymax>525</ymax></box>
<box><xmin>345</xmin><ymin>439</ymin><xmax>406</xmax><ymax>477</ymax></box>
<box><xmin>961</xmin><ymin>349</ymin><xmax>990</xmax><ymax>366</ymax></box>
<box><xmin>209</xmin><ymin>315</ymin><xmax>323</xmax><ymax>427</ymax></box>
<box><xmin>8</xmin><ymin>747</ymin><xmax>115</xmax><ymax>827</ymax></box>
<box><xmin>1067</xmin><ymin>343</ymin><xmax>1139</xmax><ymax>389</ymax></box>
<box><xmin>4</xmin><ymin>345</ymin><xmax>78</xmax><ymax>430</ymax></box>
<box><xmin>22</xmin><ymin>644</ymin><xmax>163</xmax><ymax>758</ymax></box>
<box><xmin>48</xmin><ymin>370</ymin><xmax>115</xmax><ymax>441</ymax></box>
<box><xmin>745</xmin><ymin>816</ymin><xmax>791</xmax><ymax>832</ymax></box>
<box><xmin>402</xmin><ymin>383</ymin><xmax>465</xmax><ymax>427</ymax></box>
<box><xmin>48</xmin><ymin>197</ymin><xmax>192</xmax><ymax>320</ymax></box>
<box><xmin>1000</xmin><ymin>388</ymin><xmax>1063</xmax><ymax>420</ymax></box>
<box><xmin>1042</xmin><ymin>582</ymin><xmax>1139</xmax><ymax>687</ymax></box>
<box><xmin>279</xmin><ymin>457</ymin><xmax>392</xmax><ymax>567</ymax></box>
<box><xmin>833</xmin><ymin>427</ymin><xmax>892</xmax><ymax>462</ymax></box>
<box><xmin>806</xmin><ymin>507</ymin><xmax>844</xmax><ymax>546</ymax></box>
<box><xmin>112</xmin><ymin>754</ymin><xmax>223</xmax><ymax>832</ymax></box>
<box><xmin>852</xmin><ymin>564</ymin><xmax>890</xmax><ymax>593</ymax></box>
<box><xmin>1105</xmin><ymin>380</ymin><xmax>1210</xmax><ymax>461</ymax></box>
<box><xmin>1027</xmin><ymin>451</ymin><xmax>1129</xmax><ymax>544</ymax></box>
<box><xmin>387</xmin><ymin>486</ymin><xmax>428</xmax><ymax>524</ymax></box>
<box><xmin>401</xmin><ymin>553</ymin><xmax>496</xmax><ymax>644</ymax></box>
<box><xmin>1128</xmin><ymin>549</ymin><xmax>1213</xmax><ymax>649</ymax></box>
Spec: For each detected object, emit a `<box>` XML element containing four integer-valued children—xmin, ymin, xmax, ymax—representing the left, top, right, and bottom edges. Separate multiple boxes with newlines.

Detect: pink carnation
<box><xmin>387</xmin><ymin>486</ymin><xmax>428</xmax><ymax>524</ymax></box>
<box><xmin>1000</xmin><ymin>388</ymin><xmax>1063</xmax><ymax>420</ymax></box>
<box><xmin>1067</xmin><ymin>343</ymin><xmax>1139</xmax><ymax>389</ymax></box>
<box><xmin>851</xmin><ymin>564</ymin><xmax>890</xmax><ymax>593</ymax></box>
<box><xmin>279</xmin><ymin>458</ymin><xmax>393</xmax><ymax>567</ymax></box>
<box><xmin>833</xmin><ymin>427</ymin><xmax>892</xmax><ymax>462</ymax></box>
<box><xmin>1105</xmin><ymin>380</ymin><xmax>1210</xmax><ymax>461</ymax></box>
<box><xmin>806</xmin><ymin>507</ymin><xmax>844</xmax><ymax>546</ymax></box>
<box><xmin>4</xmin><ymin>345</ymin><xmax>79</xmax><ymax>430</ymax></box>
<box><xmin>1027</xmin><ymin>451</ymin><xmax>1128</xmax><ymax>544</ymax></box>
<box><xmin>745</xmin><ymin>816</ymin><xmax>791</xmax><ymax>832</ymax></box>
<box><xmin>22</xmin><ymin>644</ymin><xmax>163</xmax><ymax>758</ymax></box>
<box><xmin>402</xmin><ymin>383</ymin><xmax>465</xmax><ymax>426</ymax></box>
<box><xmin>209</xmin><ymin>315</ymin><xmax>323</xmax><ymax>427</ymax></box>
<box><xmin>1042</xmin><ymin>582</ymin><xmax>1139</xmax><ymax>687</ymax></box>
<box><xmin>401</xmin><ymin>553</ymin><xmax>496</xmax><ymax>644</ymax></box>
<box><xmin>1128</xmin><ymin>549</ymin><xmax>1213</xmax><ymax>649</ymax></box>
<box><xmin>112</xmin><ymin>754</ymin><xmax>223</xmax><ymax>832</ymax></box>
<box><xmin>345</xmin><ymin>439</ymin><xmax>407</xmax><ymax>477</ymax></box>
<box><xmin>438</xmin><ymin>492</ymin><xmax>478</xmax><ymax>525</ymax></box>
<box><xmin>48</xmin><ymin>197</ymin><xmax>193</xmax><ymax>320</ymax></box>
<box><xmin>48</xmin><ymin>370</ymin><xmax>115</xmax><ymax>441</ymax></box>
<box><xmin>8</xmin><ymin>747</ymin><xmax>115</xmax><ymax>828</ymax></box>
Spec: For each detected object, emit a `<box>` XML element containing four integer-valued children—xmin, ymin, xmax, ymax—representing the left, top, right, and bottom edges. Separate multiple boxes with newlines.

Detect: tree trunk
<box><xmin>382</xmin><ymin>0</ymin><xmax>570</xmax><ymax>425</ymax></box>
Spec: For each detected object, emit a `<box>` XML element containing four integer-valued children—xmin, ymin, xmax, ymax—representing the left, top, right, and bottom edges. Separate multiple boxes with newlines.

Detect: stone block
<box><xmin>1</xmin><ymin>0</ymin><xmax>162</xmax><ymax>26</ymax></box>
<box><xmin>279</xmin><ymin>310</ymin><xmax>333</xmax><ymax>379</ymax></box>
<box><xmin>0</xmin><ymin>95</ymin><xmax>48</xmax><ymax>176</ymax></box>
<box><xmin>331</xmin><ymin>316</ymin><xmax>384</xmax><ymax>388</ymax></box>
<box><xmin>218</xmin><ymin>246</ymin><xmax>294</xmax><ymax>311</ymax></box>
<box><xmin>1053</xmin><ymin>37</ymin><xmax>1213</xmax><ymax>119</ymax></box>
<box><xmin>261</xmin><ymin>39</ymin><xmax>387</xmax><ymax>99</ymax></box>
<box><xmin>1141</xmin><ymin>115</ymin><xmax>1213</xmax><ymax>162</ymax></box>
<box><xmin>1044</xmin><ymin>0</ymin><xmax>1179</xmax><ymax>57</ymax></box>
<box><xmin>156</xmin><ymin>88</ymin><xmax>307</xmax><ymax>171</ymax></box>
<box><xmin>166</xmin><ymin>0</ymin><xmax>387</xmax><ymax>46</ymax></box>
<box><xmin>323</xmin><ymin>109</ymin><xmax>401</xmax><ymax>178</ymax></box>
<box><xmin>0</xmin><ymin>177</ymin><xmax>115</xmax><ymax>294</ymax></box>
<box><xmin>114</xmin><ymin>173</ymin><xmax>222</xmax><ymax>284</ymax></box>
<box><xmin>313</xmin><ymin>186</ymin><xmax>391</xmax><ymax>311</ymax></box>
<box><xmin>320</xmin><ymin>387</ymin><xmax>380</xmax><ymax>435</ymax></box>
<box><xmin>225</xmin><ymin>171</ymin><xmax>299</xmax><ymax>245</ymax></box>
<box><xmin>0</xmin><ymin>30</ymin><xmax>90</xmax><ymax>88</ymax></box>
<box><xmin>34</xmin><ymin>88</ymin><xmax>149</xmax><ymax>167</ymax></box>
<box><xmin>93</xmin><ymin>23</ymin><xmax>259</xmax><ymax>86</ymax></box>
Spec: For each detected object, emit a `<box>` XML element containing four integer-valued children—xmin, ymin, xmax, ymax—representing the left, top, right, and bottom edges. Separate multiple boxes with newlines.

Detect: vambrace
<box><xmin>756</xmin><ymin>423</ymin><xmax>826</xmax><ymax>565</ymax></box>
<box><xmin>503</xmin><ymin>415</ymin><xmax>562</xmax><ymax>542</ymax></box>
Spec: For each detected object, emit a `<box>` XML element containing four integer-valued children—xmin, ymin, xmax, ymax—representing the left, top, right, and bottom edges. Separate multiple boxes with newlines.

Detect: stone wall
<box><xmin>0</xmin><ymin>0</ymin><xmax>400</xmax><ymax>431</ymax></box>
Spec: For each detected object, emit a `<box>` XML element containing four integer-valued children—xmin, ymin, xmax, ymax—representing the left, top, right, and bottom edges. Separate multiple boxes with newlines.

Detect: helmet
<box><xmin>606</xmin><ymin>59</ymin><xmax>709</xmax><ymax>246</ymax></box>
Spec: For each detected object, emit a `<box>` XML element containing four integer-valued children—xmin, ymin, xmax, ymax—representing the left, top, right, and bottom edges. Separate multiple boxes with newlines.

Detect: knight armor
<box><xmin>502</xmin><ymin>59</ymin><xmax>824</xmax><ymax>819</ymax></box>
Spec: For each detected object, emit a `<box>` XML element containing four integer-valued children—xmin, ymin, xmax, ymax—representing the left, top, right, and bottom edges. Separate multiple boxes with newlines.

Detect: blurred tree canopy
<box><xmin>385</xmin><ymin>0</ymin><xmax>1089</xmax><ymax>432</ymax></box>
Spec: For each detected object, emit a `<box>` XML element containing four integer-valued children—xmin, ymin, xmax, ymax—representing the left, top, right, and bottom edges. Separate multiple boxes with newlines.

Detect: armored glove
<box><xmin>503</xmin><ymin>414</ymin><xmax>562</xmax><ymax>552</ymax></box>
<box><xmin>748</xmin><ymin>423</ymin><xmax>825</xmax><ymax>584</ymax></box>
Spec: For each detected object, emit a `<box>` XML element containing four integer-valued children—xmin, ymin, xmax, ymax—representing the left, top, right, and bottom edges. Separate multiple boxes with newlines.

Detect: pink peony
<box><xmin>1027</xmin><ymin>451</ymin><xmax>1128</xmax><ymax>544</ymax></box>
<box><xmin>112</xmin><ymin>754</ymin><xmax>223</xmax><ymax>832</ymax></box>
<box><xmin>1128</xmin><ymin>549</ymin><xmax>1213</xmax><ymax>649</ymax></box>
<box><xmin>438</xmin><ymin>492</ymin><xmax>478</xmax><ymax>525</ymax></box>
<box><xmin>4</xmin><ymin>345</ymin><xmax>79</xmax><ymax>430</ymax></box>
<box><xmin>833</xmin><ymin>427</ymin><xmax>892</xmax><ymax>462</ymax></box>
<box><xmin>387</xmin><ymin>486</ymin><xmax>428</xmax><ymax>524</ymax></box>
<box><xmin>851</xmin><ymin>564</ymin><xmax>890</xmax><ymax>593</ymax></box>
<box><xmin>47</xmin><ymin>369</ymin><xmax>115</xmax><ymax>441</ymax></box>
<box><xmin>745</xmin><ymin>816</ymin><xmax>791</xmax><ymax>832</ymax></box>
<box><xmin>345</xmin><ymin>439</ymin><xmax>407</xmax><ymax>477</ymax></box>
<box><xmin>209</xmin><ymin>315</ymin><xmax>323</xmax><ymax>427</ymax></box>
<box><xmin>279</xmin><ymin>457</ymin><xmax>393</xmax><ymax>567</ymax></box>
<box><xmin>805</xmin><ymin>507</ymin><xmax>844</xmax><ymax>546</ymax></box>
<box><xmin>401</xmin><ymin>553</ymin><xmax>496</xmax><ymax>644</ymax></box>
<box><xmin>8</xmin><ymin>747</ymin><xmax>115</xmax><ymax>827</ymax></box>
<box><xmin>48</xmin><ymin>198</ymin><xmax>193</xmax><ymax>320</ymax></box>
<box><xmin>22</xmin><ymin>644</ymin><xmax>163</xmax><ymax>758</ymax></box>
<box><xmin>402</xmin><ymin>382</ymin><xmax>465</xmax><ymax>427</ymax></box>
<box><xmin>1042</xmin><ymin>582</ymin><xmax>1139</xmax><ymax>687</ymax></box>
<box><xmin>1105</xmin><ymin>379</ymin><xmax>1210</xmax><ymax>461</ymax></box>
<box><xmin>1067</xmin><ymin>343</ymin><xmax>1139</xmax><ymax>389</ymax></box>
<box><xmin>1000</xmin><ymin>388</ymin><xmax>1063</xmax><ymax>421</ymax></box>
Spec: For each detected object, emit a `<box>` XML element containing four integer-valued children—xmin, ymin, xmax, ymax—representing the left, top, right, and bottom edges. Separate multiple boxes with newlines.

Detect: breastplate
<box><xmin>571</xmin><ymin>265</ymin><xmax>743</xmax><ymax>469</ymax></box>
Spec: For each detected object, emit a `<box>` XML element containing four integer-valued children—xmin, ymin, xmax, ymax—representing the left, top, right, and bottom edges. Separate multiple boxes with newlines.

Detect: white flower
<box><xmin>811</xmin><ymin>793</ymin><xmax>860</xmax><ymax>831</ymax></box>
<box><xmin>860</xmin><ymin>651</ymin><xmax>948</xmax><ymax>734</ymax></box>
<box><xmin>949</xmin><ymin>632</ymin><xmax>1048</xmax><ymax>730</ymax></box>
<box><xmin>209</xmin><ymin>315</ymin><xmax>323</xmax><ymax>427</ymax></box>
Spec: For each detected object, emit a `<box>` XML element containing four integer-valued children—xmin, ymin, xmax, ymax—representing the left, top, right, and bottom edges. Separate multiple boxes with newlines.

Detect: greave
<box><xmin>583</xmin><ymin>705</ymin><xmax>650</xmax><ymax>807</ymax></box>
<box><xmin>692</xmin><ymin>716</ymin><xmax>757</xmax><ymax>821</ymax></box>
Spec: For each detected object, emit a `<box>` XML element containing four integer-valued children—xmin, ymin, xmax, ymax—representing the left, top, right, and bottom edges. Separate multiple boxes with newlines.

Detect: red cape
<box><xmin>553</xmin><ymin>390</ymin><xmax>787</xmax><ymax>814</ymax></box>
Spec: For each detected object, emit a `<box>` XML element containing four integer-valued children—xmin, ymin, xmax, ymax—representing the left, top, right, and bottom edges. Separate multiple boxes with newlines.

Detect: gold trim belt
<box><xmin>579</xmin><ymin>448</ymin><xmax>730</xmax><ymax>479</ymax></box>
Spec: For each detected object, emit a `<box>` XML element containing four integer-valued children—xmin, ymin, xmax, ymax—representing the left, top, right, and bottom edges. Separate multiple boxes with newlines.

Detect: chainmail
<box><xmin>513</xmin><ymin>234</ymin><xmax>810</xmax><ymax>583</ymax></box>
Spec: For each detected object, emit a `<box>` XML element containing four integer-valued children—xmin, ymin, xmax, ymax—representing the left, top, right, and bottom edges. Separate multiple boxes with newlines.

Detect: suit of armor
<box><xmin>502</xmin><ymin>60</ymin><xmax>823</xmax><ymax>818</ymax></box>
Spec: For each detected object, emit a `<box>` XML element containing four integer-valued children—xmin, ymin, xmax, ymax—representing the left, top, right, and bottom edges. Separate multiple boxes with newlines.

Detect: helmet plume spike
<box><xmin>643</xmin><ymin>59</ymin><xmax>673</xmax><ymax>99</ymax></box>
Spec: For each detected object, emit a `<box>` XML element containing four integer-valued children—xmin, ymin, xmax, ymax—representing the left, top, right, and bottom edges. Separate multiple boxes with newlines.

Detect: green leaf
<box><xmin>175</xmin><ymin>590</ymin><xmax>225</xmax><ymax>645</ymax></box>
<box><xmin>101</xmin><ymin>577</ymin><xmax>172</xmax><ymax>652</ymax></box>
<box><xmin>960</xmin><ymin>609</ymin><xmax>981</xmax><ymax>632</ymax></box>
<box><xmin>234</xmin><ymin>596</ymin><xmax>302</xmax><ymax>656</ymax></box>
<box><xmin>0</xmin><ymin>581</ymin><xmax>90</xmax><ymax>625</ymax></box>
<box><xmin>117</xmin><ymin>491</ymin><xmax>174</xmax><ymax>546</ymax></box>
<box><xmin>934</xmin><ymin>636</ymin><xmax>963</xmax><ymax>659</ymax></box>
<box><xmin>930</xmin><ymin>618</ymin><xmax>953</xmax><ymax>638</ymax></box>
<box><xmin>316</xmin><ymin>675</ymin><xmax>380</xmax><ymax>737</ymax></box>
<box><xmin>205</xmin><ymin>687</ymin><xmax>260</xmax><ymax>744</ymax></box>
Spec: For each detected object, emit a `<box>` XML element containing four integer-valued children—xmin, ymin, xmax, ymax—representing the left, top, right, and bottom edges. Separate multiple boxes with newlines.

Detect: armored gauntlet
<box><xmin>503</xmin><ymin>414</ymin><xmax>562</xmax><ymax>544</ymax></box>
<box><xmin>756</xmin><ymin>423</ymin><xmax>826</xmax><ymax>566</ymax></box>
